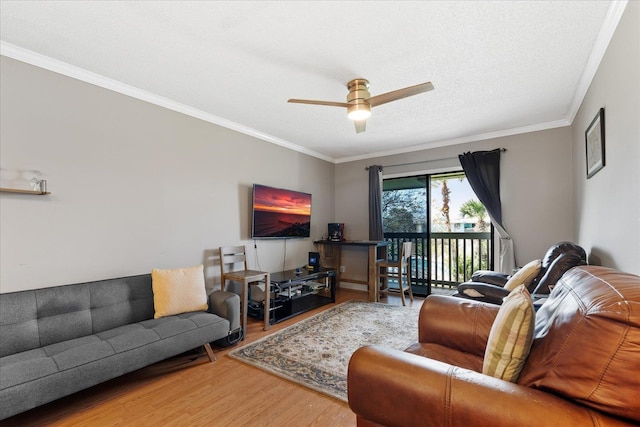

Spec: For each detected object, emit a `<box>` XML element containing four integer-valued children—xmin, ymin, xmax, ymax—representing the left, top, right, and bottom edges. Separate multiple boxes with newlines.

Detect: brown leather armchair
<box><xmin>348</xmin><ymin>266</ymin><xmax>640</xmax><ymax>426</ymax></box>
<box><xmin>455</xmin><ymin>241</ymin><xmax>587</xmax><ymax>304</ymax></box>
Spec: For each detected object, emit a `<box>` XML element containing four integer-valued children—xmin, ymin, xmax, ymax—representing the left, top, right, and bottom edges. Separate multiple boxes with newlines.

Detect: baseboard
<box><xmin>338</xmin><ymin>281</ymin><xmax>368</xmax><ymax>292</ymax></box>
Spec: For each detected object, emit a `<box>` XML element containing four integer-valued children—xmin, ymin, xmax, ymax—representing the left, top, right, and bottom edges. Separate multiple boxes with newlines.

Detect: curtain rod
<box><xmin>365</xmin><ymin>148</ymin><xmax>506</xmax><ymax>170</ymax></box>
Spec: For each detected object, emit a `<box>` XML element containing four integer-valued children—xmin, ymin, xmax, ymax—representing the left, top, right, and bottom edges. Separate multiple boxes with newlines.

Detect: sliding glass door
<box><xmin>382</xmin><ymin>171</ymin><xmax>493</xmax><ymax>296</ymax></box>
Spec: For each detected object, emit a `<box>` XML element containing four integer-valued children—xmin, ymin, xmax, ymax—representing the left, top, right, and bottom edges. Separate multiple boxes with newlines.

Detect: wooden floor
<box><xmin>2</xmin><ymin>289</ymin><xmax>425</xmax><ymax>427</ymax></box>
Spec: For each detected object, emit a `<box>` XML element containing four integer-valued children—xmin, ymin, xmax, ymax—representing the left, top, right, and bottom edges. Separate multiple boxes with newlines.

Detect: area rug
<box><xmin>227</xmin><ymin>300</ymin><xmax>420</xmax><ymax>402</ymax></box>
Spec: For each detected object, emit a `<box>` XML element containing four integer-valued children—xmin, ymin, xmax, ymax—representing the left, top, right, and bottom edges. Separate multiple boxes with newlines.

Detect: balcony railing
<box><xmin>383</xmin><ymin>231</ymin><xmax>493</xmax><ymax>294</ymax></box>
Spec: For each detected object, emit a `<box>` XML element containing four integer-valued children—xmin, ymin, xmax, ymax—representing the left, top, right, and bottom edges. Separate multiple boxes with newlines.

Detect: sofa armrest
<box><xmin>456</xmin><ymin>282</ymin><xmax>511</xmax><ymax>304</ymax></box>
<box><xmin>418</xmin><ymin>295</ymin><xmax>499</xmax><ymax>357</ymax></box>
<box><xmin>209</xmin><ymin>290</ymin><xmax>241</xmax><ymax>332</ymax></box>
<box><xmin>348</xmin><ymin>345</ymin><xmax>630</xmax><ymax>427</ymax></box>
<box><xmin>470</xmin><ymin>270</ymin><xmax>510</xmax><ymax>286</ymax></box>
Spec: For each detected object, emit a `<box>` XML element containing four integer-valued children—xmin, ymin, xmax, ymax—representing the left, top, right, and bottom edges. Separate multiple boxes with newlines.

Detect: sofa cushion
<box><xmin>0</xmin><ymin>336</ymin><xmax>115</xmax><ymax>391</ymax></box>
<box><xmin>96</xmin><ymin>324</ymin><xmax>160</xmax><ymax>353</ymax></box>
<box><xmin>483</xmin><ymin>285</ymin><xmax>534</xmax><ymax>382</ymax></box>
<box><xmin>518</xmin><ymin>266</ymin><xmax>640</xmax><ymax>423</ymax></box>
<box><xmin>49</xmin><ymin>340</ymin><xmax>114</xmax><ymax>371</ymax></box>
<box><xmin>504</xmin><ymin>259</ymin><xmax>541</xmax><ymax>292</ymax></box>
<box><xmin>90</xmin><ymin>275</ymin><xmax>155</xmax><ymax>333</ymax></box>
<box><xmin>36</xmin><ymin>284</ymin><xmax>93</xmax><ymax>347</ymax></box>
<box><xmin>0</xmin><ymin>348</ymin><xmax>57</xmax><ymax>390</ymax></box>
<box><xmin>141</xmin><ymin>316</ymin><xmax>197</xmax><ymax>339</ymax></box>
<box><xmin>182</xmin><ymin>311</ymin><xmax>222</xmax><ymax>328</ymax></box>
<box><xmin>0</xmin><ymin>291</ymin><xmax>39</xmax><ymax>357</ymax></box>
<box><xmin>151</xmin><ymin>265</ymin><xmax>208</xmax><ymax>318</ymax></box>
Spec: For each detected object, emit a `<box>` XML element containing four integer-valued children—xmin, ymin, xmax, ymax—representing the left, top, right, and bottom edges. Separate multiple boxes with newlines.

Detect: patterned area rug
<box><xmin>227</xmin><ymin>300</ymin><xmax>420</xmax><ymax>402</ymax></box>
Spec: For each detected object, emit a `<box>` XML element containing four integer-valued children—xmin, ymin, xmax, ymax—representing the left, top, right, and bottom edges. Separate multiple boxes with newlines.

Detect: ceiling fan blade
<box><xmin>287</xmin><ymin>99</ymin><xmax>349</xmax><ymax>108</ymax></box>
<box><xmin>367</xmin><ymin>82</ymin><xmax>434</xmax><ymax>107</ymax></box>
<box><xmin>354</xmin><ymin>120</ymin><xmax>366</xmax><ymax>133</ymax></box>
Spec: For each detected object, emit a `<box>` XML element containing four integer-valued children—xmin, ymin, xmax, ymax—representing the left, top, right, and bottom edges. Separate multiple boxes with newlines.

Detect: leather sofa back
<box><xmin>532</xmin><ymin>251</ymin><xmax>586</xmax><ymax>294</ymax></box>
<box><xmin>530</xmin><ymin>242</ymin><xmax>586</xmax><ymax>292</ymax></box>
<box><xmin>518</xmin><ymin>266</ymin><xmax>640</xmax><ymax>423</ymax></box>
<box><xmin>540</xmin><ymin>242</ymin><xmax>586</xmax><ymax>268</ymax></box>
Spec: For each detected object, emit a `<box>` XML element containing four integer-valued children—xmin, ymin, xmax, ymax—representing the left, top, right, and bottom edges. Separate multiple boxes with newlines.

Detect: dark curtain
<box><xmin>368</xmin><ymin>165</ymin><xmax>384</xmax><ymax>241</ymax></box>
<box><xmin>458</xmin><ymin>149</ymin><xmax>503</xmax><ymax>224</ymax></box>
<box><xmin>458</xmin><ymin>149</ymin><xmax>515</xmax><ymax>273</ymax></box>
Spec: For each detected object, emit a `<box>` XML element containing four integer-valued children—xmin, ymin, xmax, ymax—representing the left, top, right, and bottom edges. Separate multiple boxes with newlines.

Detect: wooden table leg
<box><xmin>263</xmin><ymin>273</ymin><xmax>270</xmax><ymax>331</ymax></box>
<box><xmin>368</xmin><ymin>245</ymin><xmax>377</xmax><ymax>302</ymax></box>
<box><xmin>241</xmin><ymin>279</ymin><xmax>248</xmax><ymax>340</ymax></box>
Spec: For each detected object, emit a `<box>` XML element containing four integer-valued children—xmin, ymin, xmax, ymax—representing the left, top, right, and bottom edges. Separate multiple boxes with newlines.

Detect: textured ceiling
<box><xmin>0</xmin><ymin>1</ymin><xmax>624</xmax><ymax>163</ymax></box>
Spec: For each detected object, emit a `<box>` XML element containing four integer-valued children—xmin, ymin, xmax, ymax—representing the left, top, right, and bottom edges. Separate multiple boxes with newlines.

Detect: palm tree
<box><xmin>440</xmin><ymin>180</ymin><xmax>451</xmax><ymax>231</ymax></box>
<box><xmin>431</xmin><ymin>175</ymin><xmax>461</xmax><ymax>232</ymax></box>
<box><xmin>459</xmin><ymin>200</ymin><xmax>488</xmax><ymax>231</ymax></box>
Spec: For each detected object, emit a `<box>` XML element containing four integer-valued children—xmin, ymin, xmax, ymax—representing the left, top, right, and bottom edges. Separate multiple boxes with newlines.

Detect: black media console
<box><xmin>248</xmin><ymin>267</ymin><xmax>336</xmax><ymax>324</ymax></box>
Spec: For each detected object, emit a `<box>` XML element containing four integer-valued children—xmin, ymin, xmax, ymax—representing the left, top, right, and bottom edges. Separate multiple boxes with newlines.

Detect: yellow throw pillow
<box><xmin>504</xmin><ymin>259</ymin><xmax>542</xmax><ymax>291</ymax></box>
<box><xmin>483</xmin><ymin>284</ymin><xmax>535</xmax><ymax>382</ymax></box>
<box><xmin>151</xmin><ymin>265</ymin><xmax>208</xmax><ymax>319</ymax></box>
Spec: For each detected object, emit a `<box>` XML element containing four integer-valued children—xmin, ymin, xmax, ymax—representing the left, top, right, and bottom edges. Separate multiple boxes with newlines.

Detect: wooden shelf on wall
<box><xmin>0</xmin><ymin>187</ymin><xmax>51</xmax><ymax>195</ymax></box>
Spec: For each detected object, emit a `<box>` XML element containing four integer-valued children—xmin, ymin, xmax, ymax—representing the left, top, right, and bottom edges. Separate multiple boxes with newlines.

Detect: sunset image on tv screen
<box><xmin>252</xmin><ymin>184</ymin><xmax>311</xmax><ymax>238</ymax></box>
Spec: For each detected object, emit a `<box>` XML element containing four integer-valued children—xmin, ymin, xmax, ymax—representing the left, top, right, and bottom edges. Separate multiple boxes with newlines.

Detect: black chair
<box><xmin>455</xmin><ymin>242</ymin><xmax>587</xmax><ymax>304</ymax></box>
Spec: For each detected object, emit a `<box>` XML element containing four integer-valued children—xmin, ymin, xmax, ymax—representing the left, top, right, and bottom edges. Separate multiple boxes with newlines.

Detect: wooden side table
<box><xmin>222</xmin><ymin>270</ymin><xmax>270</xmax><ymax>337</ymax></box>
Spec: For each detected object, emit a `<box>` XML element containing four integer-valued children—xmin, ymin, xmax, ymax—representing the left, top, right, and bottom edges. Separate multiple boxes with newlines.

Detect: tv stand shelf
<box><xmin>249</xmin><ymin>268</ymin><xmax>336</xmax><ymax>324</ymax></box>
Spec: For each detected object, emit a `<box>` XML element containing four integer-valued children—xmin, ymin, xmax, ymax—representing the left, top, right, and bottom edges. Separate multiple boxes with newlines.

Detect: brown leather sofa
<box><xmin>348</xmin><ymin>266</ymin><xmax>640</xmax><ymax>426</ymax></box>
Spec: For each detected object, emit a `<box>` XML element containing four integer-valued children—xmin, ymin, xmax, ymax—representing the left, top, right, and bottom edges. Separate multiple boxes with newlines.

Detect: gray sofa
<box><xmin>0</xmin><ymin>274</ymin><xmax>240</xmax><ymax>420</ymax></box>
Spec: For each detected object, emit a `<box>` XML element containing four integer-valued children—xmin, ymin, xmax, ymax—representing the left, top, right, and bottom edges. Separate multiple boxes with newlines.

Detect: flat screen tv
<box><xmin>251</xmin><ymin>184</ymin><xmax>311</xmax><ymax>239</ymax></box>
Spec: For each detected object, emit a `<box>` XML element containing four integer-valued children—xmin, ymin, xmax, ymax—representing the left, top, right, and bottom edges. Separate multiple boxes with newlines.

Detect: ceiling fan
<box><xmin>288</xmin><ymin>78</ymin><xmax>434</xmax><ymax>133</ymax></box>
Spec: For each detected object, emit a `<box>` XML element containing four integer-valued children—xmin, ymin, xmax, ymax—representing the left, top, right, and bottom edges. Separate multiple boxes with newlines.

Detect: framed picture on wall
<box><xmin>585</xmin><ymin>107</ymin><xmax>605</xmax><ymax>179</ymax></box>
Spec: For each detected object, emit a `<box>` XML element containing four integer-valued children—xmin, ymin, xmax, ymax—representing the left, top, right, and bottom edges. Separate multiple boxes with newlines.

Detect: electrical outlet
<box><xmin>340</xmin><ymin>265</ymin><xmax>346</xmax><ymax>273</ymax></box>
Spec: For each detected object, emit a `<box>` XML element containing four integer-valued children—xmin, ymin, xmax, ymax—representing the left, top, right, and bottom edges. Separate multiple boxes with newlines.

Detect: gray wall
<box><xmin>335</xmin><ymin>127</ymin><xmax>575</xmax><ymax>285</ymax></box>
<box><xmin>571</xmin><ymin>0</ymin><xmax>640</xmax><ymax>274</ymax></box>
<box><xmin>0</xmin><ymin>56</ymin><xmax>335</xmax><ymax>293</ymax></box>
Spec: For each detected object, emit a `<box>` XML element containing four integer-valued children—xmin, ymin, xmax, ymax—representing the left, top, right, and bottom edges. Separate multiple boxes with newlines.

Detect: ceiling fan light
<box><xmin>347</xmin><ymin>103</ymin><xmax>371</xmax><ymax>121</ymax></box>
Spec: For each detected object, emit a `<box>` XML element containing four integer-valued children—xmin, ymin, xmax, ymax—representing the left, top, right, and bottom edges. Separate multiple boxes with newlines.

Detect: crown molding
<box><xmin>0</xmin><ymin>41</ymin><xmax>334</xmax><ymax>163</ymax></box>
<box><xmin>566</xmin><ymin>0</ymin><xmax>628</xmax><ymax>122</ymax></box>
<box><xmin>333</xmin><ymin>118</ymin><xmax>571</xmax><ymax>164</ymax></box>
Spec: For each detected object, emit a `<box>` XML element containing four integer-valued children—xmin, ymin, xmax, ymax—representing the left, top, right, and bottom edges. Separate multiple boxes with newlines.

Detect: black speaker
<box><xmin>308</xmin><ymin>252</ymin><xmax>320</xmax><ymax>272</ymax></box>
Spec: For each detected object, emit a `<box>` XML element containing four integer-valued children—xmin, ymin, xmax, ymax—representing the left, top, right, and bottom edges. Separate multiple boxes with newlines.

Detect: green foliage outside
<box><xmin>459</xmin><ymin>199</ymin><xmax>489</xmax><ymax>231</ymax></box>
<box><xmin>382</xmin><ymin>188</ymin><xmax>426</xmax><ymax>233</ymax></box>
<box><xmin>383</xmin><ymin>173</ymin><xmax>492</xmax><ymax>286</ymax></box>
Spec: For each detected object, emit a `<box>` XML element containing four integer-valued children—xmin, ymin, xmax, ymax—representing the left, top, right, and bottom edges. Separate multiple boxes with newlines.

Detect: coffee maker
<box><xmin>328</xmin><ymin>223</ymin><xmax>344</xmax><ymax>241</ymax></box>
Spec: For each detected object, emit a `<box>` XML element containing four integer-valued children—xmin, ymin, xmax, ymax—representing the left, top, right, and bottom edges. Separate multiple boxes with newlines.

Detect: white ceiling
<box><xmin>0</xmin><ymin>1</ymin><xmax>626</xmax><ymax>163</ymax></box>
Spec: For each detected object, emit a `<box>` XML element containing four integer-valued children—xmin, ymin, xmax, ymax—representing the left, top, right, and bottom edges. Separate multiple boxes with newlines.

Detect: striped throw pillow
<box><xmin>504</xmin><ymin>259</ymin><xmax>542</xmax><ymax>291</ymax></box>
<box><xmin>482</xmin><ymin>284</ymin><xmax>535</xmax><ymax>382</ymax></box>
